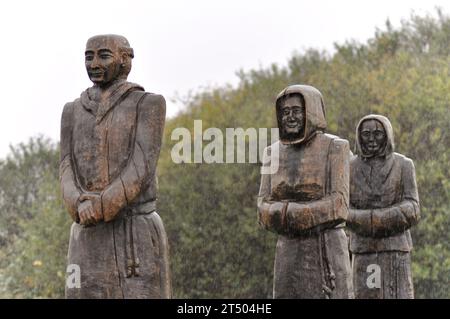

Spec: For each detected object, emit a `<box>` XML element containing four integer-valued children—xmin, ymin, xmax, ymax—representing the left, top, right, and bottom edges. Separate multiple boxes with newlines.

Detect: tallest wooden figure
<box><xmin>60</xmin><ymin>34</ymin><xmax>171</xmax><ymax>298</ymax></box>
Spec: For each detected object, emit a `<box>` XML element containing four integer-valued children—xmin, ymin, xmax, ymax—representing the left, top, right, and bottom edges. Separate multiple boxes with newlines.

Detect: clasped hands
<box><xmin>77</xmin><ymin>193</ymin><xmax>103</xmax><ymax>226</ymax></box>
<box><xmin>259</xmin><ymin>201</ymin><xmax>315</xmax><ymax>234</ymax></box>
<box><xmin>347</xmin><ymin>207</ymin><xmax>409</xmax><ymax>238</ymax></box>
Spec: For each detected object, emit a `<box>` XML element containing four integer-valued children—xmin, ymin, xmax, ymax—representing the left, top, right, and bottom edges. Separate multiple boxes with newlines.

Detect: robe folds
<box><xmin>258</xmin><ymin>85</ymin><xmax>353</xmax><ymax>299</ymax></box>
<box><xmin>348</xmin><ymin>114</ymin><xmax>420</xmax><ymax>299</ymax></box>
<box><xmin>60</xmin><ymin>80</ymin><xmax>171</xmax><ymax>298</ymax></box>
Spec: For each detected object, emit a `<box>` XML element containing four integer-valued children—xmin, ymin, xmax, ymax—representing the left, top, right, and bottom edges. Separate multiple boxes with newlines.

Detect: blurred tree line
<box><xmin>0</xmin><ymin>11</ymin><xmax>448</xmax><ymax>298</ymax></box>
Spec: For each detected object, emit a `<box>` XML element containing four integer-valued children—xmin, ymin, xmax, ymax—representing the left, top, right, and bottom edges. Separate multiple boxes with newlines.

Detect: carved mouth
<box><xmin>89</xmin><ymin>69</ymin><xmax>104</xmax><ymax>76</ymax></box>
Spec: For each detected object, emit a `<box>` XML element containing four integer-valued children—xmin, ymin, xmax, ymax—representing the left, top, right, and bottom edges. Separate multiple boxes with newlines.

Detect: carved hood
<box><xmin>275</xmin><ymin>85</ymin><xmax>327</xmax><ymax>145</ymax></box>
<box><xmin>80</xmin><ymin>80</ymin><xmax>144</xmax><ymax>123</ymax></box>
<box><xmin>355</xmin><ymin>114</ymin><xmax>395</xmax><ymax>158</ymax></box>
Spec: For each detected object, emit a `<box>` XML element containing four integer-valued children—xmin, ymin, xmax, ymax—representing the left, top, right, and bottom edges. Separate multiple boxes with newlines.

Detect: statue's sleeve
<box><xmin>348</xmin><ymin>158</ymin><xmax>420</xmax><ymax>237</ymax></box>
<box><xmin>347</xmin><ymin>208</ymin><xmax>372</xmax><ymax>236</ymax></box>
<box><xmin>257</xmin><ymin>145</ymin><xmax>287</xmax><ymax>234</ymax></box>
<box><xmin>100</xmin><ymin>94</ymin><xmax>166</xmax><ymax>222</ymax></box>
<box><xmin>59</xmin><ymin>102</ymin><xmax>81</xmax><ymax>222</ymax></box>
<box><xmin>285</xmin><ymin>138</ymin><xmax>350</xmax><ymax>234</ymax></box>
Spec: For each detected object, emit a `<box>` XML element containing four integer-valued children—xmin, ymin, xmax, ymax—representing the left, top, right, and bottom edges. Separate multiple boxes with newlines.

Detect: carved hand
<box><xmin>78</xmin><ymin>194</ymin><xmax>103</xmax><ymax>226</ymax></box>
<box><xmin>258</xmin><ymin>201</ymin><xmax>287</xmax><ymax>234</ymax></box>
<box><xmin>286</xmin><ymin>202</ymin><xmax>315</xmax><ymax>232</ymax></box>
<box><xmin>347</xmin><ymin>208</ymin><xmax>373</xmax><ymax>236</ymax></box>
<box><xmin>371</xmin><ymin>207</ymin><xmax>409</xmax><ymax>237</ymax></box>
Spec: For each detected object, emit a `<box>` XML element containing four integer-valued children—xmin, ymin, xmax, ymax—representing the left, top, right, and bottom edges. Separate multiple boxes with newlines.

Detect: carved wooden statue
<box><xmin>257</xmin><ymin>85</ymin><xmax>353</xmax><ymax>298</ymax></box>
<box><xmin>347</xmin><ymin>114</ymin><xmax>420</xmax><ymax>299</ymax></box>
<box><xmin>60</xmin><ymin>34</ymin><xmax>171</xmax><ymax>298</ymax></box>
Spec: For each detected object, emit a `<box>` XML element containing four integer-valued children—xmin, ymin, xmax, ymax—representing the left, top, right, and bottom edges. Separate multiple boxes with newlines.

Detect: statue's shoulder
<box><xmin>392</xmin><ymin>152</ymin><xmax>408</xmax><ymax>161</ymax></box>
<box><xmin>392</xmin><ymin>152</ymin><xmax>415</xmax><ymax>170</ymax></box>
<box><xmin>323</xmin><ymin>133</ymin><xmax>348</xmax><ymax>145</ymax></box>
<box><xmin>61</xmin><ymin>98</ymin><xmax>80</xmax><ymax>118</ymax></box>
<box><xmin>63</xmin><ymin>97</ymin><xmax>78</xmax><ymax>109</ymax></box>
<box><xmin>323</xmin><ymin>133</ymin><xmax>350</xmax><ymax>153</ymax></box>
<box><xmin>260</xmin><ymin>141</ymin><xmax>280</xmax><ymax>164</ymax></box>
<box><xmin>128</xmin><ymin>91</ymin><xmax>166</xmax><ymax>113</ymax></box>
<box><xmin>266</xmin><ymin>140</ymin><xmax>281</xmax><ymax>152</ymax></box>
<box><xmin>350</xmin><ymin>154</ymin><xmax>360</xmax><ymax>166</ymax></box>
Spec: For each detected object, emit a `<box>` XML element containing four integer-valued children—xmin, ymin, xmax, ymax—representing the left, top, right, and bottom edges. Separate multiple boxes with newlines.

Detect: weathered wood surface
<box><xmin>60</xmin><ymin>35</ymin><xmax>171</xmax><ymax>299</ymax></box>
<box><xmin>258</xmin><ymin>85</ymin><xmax>353</xmax><ymax>299</ymax></box>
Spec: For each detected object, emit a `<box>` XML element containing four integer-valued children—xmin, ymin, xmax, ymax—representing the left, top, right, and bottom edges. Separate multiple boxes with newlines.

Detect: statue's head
<box><xmin>275</xmin><ymin>85</ymin><xmax>327</xmax><ymax>145</ymax></box>
<box><xmin>359</xmin><ymin>119</ymin><xmax>387</xmax><ymax>157</ymax></box>
<box><xmin>279</xmin><ymin>94</ymin><xmax>306</xmax><ymax>140</ymax></box>
<box><xmin>355</xmin><ymin>114</ymin><xmax>394</xmax><ymax>159</ymax></box>
<box><xmin>85</xmin><ymin>34</ymin><xmax>134</xmax><ymax>87</ymax></box>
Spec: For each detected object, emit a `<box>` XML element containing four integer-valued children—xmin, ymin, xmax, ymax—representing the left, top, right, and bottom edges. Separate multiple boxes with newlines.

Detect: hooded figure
<box><xmin>347</xmin><ymin>114</ymin><xmax>420</xmax><ymax>299</ymax></box>
<box><xmin>257</xmin><ymin>85</ymin><xmax>353</xmax><ymax>299</ymax></box>
<box><xmin>60</xmin><ymin>35</ymin><xmax>171</xmax><ymax>298</ymax></box>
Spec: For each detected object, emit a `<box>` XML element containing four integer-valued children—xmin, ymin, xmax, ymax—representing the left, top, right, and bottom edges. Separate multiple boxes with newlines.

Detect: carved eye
<box><xmin>100</xmin><ymin>54</ymin><xmax>113</xmax><ymax>59</ymax></box>
<box><xmin>85</xmin><ymin>55</ymin><xmax>94</xmax><ymax>61</ymax></box>
<box><xmin>374</xmin><ymin>131</ymin><xmax>385</xmax><ymax>138</ymax></box>
<box><xmin>361</xmin><ymin>131</ymin><xmax>370</xmax><ymax>138</ymax></box>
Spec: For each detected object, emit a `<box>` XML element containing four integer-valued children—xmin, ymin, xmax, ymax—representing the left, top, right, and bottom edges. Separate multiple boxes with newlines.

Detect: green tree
<box><xmin>0</xmin><ymin>136</ymin><xmax>59</xmax><ymax>247</ymax></box>
<box><xmin>0</xmin><ymin>174</ymin><xmax>70</xmax><ymax>298</ymax></box>
<box><xmin>0</xmin><ymin>137</ymin><xmax>70</xmax><ymax>298</ymax></box>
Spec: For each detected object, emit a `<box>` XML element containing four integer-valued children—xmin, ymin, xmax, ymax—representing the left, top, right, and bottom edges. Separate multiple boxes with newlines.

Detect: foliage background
<box><xmin>0</xmin><ymin>11</ymin><xmax>448</xmax><ymax>298</ymax></box>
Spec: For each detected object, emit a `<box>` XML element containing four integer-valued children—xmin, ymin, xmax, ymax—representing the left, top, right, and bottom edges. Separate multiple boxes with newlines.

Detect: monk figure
<box><xmin>347</xmin><ymin>114</ymin><xmax>420</xmax><ymax>299</ymax></box>
<box><xmin>257</xmin><ymin>85</ymin><xmax>353</xmax><ymax>298</ymax></box>
<box><xmin>60</xmin><ymin>34</ymin><xmax>171</xmax><ymax>298</ymax></box>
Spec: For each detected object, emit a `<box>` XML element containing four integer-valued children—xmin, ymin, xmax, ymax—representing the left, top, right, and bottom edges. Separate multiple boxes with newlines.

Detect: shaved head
<box><xmin>86</xmin><ymin>34</ymin><xmax>134</xmax><ymax>58</ymax></box>
<box><xmin>84</xmin><ymin>34</ymin><xmax>134</xmax><ymax>86</ymax></box>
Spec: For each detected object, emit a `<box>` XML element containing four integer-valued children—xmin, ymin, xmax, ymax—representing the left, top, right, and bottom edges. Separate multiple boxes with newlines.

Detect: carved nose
<box><xmin>90</xmin><ymin>56</ymin><xmax>100</xmax><ymax>68</ymax></box>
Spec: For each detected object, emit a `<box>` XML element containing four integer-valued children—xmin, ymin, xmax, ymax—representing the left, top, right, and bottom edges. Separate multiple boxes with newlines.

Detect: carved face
<box><xmin>280</xmin><ymin>95</ymin><xmax>305</xmax><ymax>138</ymax></box>
<box><xmin>85</xmin><ymin>36</ymin><xmax>123</xmax><ymax>86</ymax></box>
<box><xmin>359</xmin><ymin>119</ymin><xmax>387</xmax><ymax>157</ymax></box>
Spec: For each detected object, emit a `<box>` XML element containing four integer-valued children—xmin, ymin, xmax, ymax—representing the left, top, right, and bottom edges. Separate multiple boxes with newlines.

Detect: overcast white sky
<box><xmin>0</xmin><ymin>0</ymin><xmax>447</xmax><ymax>158</ymax></box>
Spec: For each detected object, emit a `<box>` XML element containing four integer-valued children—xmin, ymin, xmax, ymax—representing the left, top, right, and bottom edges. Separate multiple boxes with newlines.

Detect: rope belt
<box><xmin>122</xmin><ymin>201</ymin><xmax>157</xmax><ymax>278</ymax></box>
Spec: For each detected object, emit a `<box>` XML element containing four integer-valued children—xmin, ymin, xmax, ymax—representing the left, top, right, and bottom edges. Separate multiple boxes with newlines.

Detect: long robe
<box><xmin>348</xmin><ymin>114</ymin><xmax>420</xmax><ymax>299</ymax></box>
<box><xmin>257</xmin><ymin>85</ymin><xmax>353</xmax><ymax>299</ymax></box>
<box><xmin>60</xmin><ymin>80</ymin><xmax>171</xmax><ymax>298</ymax></box>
